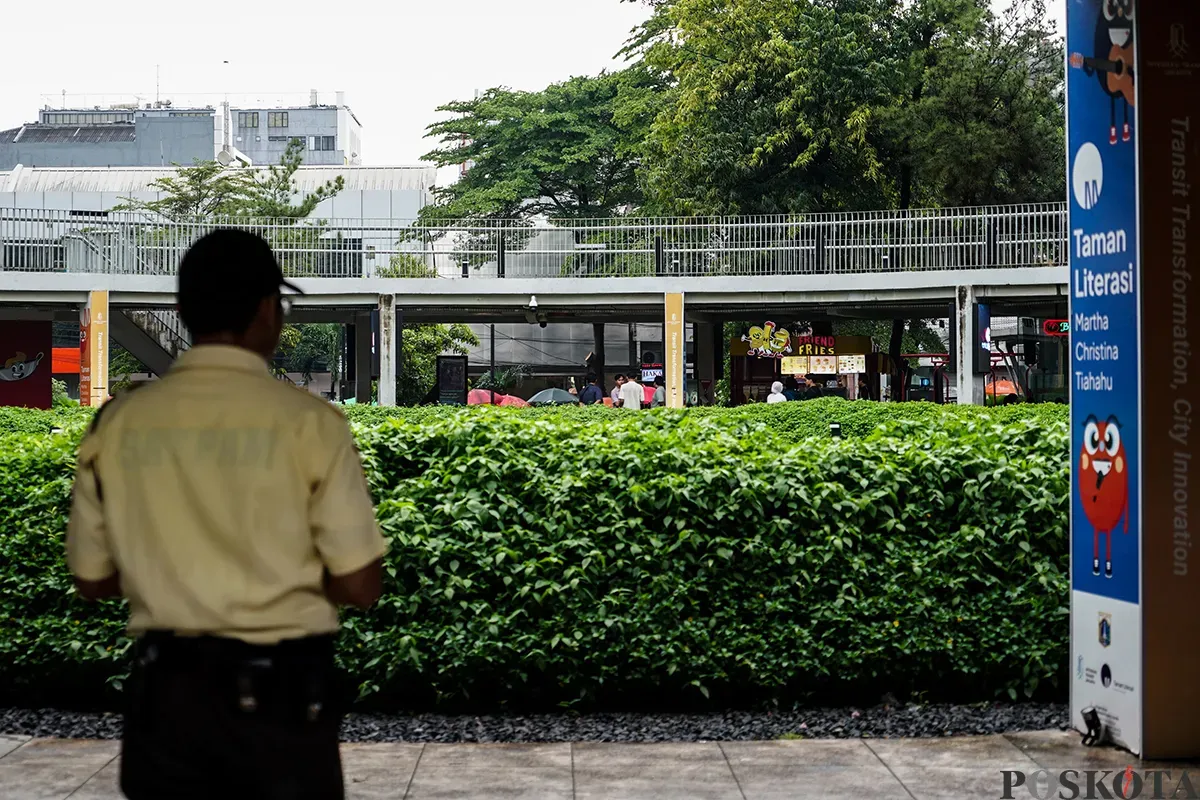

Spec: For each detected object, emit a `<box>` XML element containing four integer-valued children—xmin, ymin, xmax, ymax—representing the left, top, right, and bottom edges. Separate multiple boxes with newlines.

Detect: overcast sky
<box><xmin>2</xmin><ymin>0</ymin><xmax>1064</xmax><ymax>181</ymax></box>
<box><xmin>0</xmin><ymin>0</ymin><xmax>651</xmax><ymax>183</ymax></box>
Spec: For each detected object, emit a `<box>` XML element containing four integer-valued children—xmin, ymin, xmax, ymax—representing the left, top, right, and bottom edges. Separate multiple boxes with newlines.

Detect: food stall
<box><xmin>729</xmin><ymin>322</ymin><xmax>876</xmax><ymax>404</ymax></box>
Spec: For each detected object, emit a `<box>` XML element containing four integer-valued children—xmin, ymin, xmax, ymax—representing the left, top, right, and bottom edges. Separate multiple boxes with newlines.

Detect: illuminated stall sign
<box><xmin>1044</xmin><ymin>319</ymin><xmax>1071</xmax><ymax>337</ymax></box>
<box><xmin>838</xmin><ymin>354</ymin><xmax>867</xmax><ymax>375</ymax></box>
<box><xmin>740</xmin><ymin>322</ymin><xmax>792</xmax><ymax>358</ymax></box>
<box><xmin>809</xmin><ymin>355</ymin><xmax>838</xmax><ymax>374</ymax></box>
<box><xmin>780</xmin><ymin>356</ymin><xmax>809</xmax><ymax>375</ymax></box>
<box><xmin>792</xmin><ymin>335</ymin><xmax>836</xmax><ymax>356</ymax></box>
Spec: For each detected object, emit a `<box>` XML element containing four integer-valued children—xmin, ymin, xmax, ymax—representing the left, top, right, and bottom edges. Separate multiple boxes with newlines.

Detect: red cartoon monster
<box><xmin>1081</xmin><ymin>415</ymin><xmax>1130</xmax><ymax>578</ymax></box>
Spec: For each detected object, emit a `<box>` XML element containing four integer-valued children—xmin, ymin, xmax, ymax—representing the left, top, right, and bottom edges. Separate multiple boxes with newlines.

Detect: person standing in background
<box><xmin>651</xmin><ymin>375</ymin><xmax>666</xmax><ymax>408</ymax></box>
<box><xmin>612</xmin><ymin>374</ymin><xmax>626</xmax><ymax>406</ymax></box>
<box><xmin>767</xmin><ymin>381</ymin><xmax>787</xmax><ymax>403</ymax></box>
<box><xmin>620</xmin><ymin>373</ymin><xmax>644</xmax><ymax>410</ymax></box>
<box><xmin>67</xmin><ymin>229</ymin><xmax>388</xmax><ymax>800</ymax></box>
<box><xmin>579</xmin><ymin>373</ymin><xmax>604</xmax><ymax>405</ymax></box>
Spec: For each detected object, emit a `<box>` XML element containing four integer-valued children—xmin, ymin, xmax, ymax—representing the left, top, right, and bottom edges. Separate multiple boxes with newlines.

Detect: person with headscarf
<box><xmin>766</xmin><ymin>380</ymin><xmax>787</xmax><ymax>404</ymax></box>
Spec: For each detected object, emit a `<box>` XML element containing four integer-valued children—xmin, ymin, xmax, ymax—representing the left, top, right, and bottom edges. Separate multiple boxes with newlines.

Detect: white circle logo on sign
<box><xmin>1072</xmin><ymin>142</ymin><xmax>1104</xmax><ymax>210</ymax></box>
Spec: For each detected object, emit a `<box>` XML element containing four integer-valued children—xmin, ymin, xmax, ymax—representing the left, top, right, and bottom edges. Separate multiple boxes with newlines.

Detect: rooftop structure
<box><xmin>1</xmin><ymin>90</ymin><xmax>363</xmax><ymax>169</ymax></box>
<box><xmin>0</xmin><ymin>104</ymin><xmax>216</xmax><ymax>169</ymax></box>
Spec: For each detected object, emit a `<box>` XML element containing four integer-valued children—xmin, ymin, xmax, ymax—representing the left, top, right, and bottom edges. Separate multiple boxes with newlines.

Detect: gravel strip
<box><xmin>0</xmin><ymin>703</ymin><xmax>1068</xmax><ymax>742</ymax></box>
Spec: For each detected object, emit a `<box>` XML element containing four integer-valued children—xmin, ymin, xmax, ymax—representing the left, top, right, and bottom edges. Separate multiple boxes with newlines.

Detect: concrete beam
<box><xmin>0</xmin><ymin>308</ymin><xmax>54</xmax><ymax>320</ymax></box>
<box><xmin>0</xmin><ymin>267</ymin><xmax>1068</xmax><ymax>311</ymax></box>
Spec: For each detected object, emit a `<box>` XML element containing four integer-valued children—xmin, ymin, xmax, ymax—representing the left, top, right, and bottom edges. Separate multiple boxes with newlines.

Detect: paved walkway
<box><xmin>1</xmin><ymin>730</ymin><xmax>1192</xmax><ymax>799</ymax></box>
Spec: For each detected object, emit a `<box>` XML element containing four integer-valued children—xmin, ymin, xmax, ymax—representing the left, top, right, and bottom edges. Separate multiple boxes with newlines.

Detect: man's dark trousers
<box><xmin>120</xmin><ymin>632</ymin><xmax>344</xmax><ymax>800</ymax></box>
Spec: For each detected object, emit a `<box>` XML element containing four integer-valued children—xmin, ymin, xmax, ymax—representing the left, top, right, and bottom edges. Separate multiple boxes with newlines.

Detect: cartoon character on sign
<box><xmin>1080</xmin><ymin>415</ymin><xmax>1130</xmax><ymax>578</ymax></box>
<box><xmin>741</xmin><ymin>322</ymin><xmax>792</xmax><ymax>358</ymax></box>
<box><xmin>1069</xmin><ymin>0</ymin><xmax>1136</xmax><ymax>145</ymax></box>
<box><xmin>0</xmin><ymin>352</ymin><xmax>45</xmax><ymax>382</ymax></box>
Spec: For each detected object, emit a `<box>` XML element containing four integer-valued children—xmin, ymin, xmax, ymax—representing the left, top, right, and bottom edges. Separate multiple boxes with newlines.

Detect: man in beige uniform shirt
<box><xmin>67</xmin><ymin>229</ymin><xmax>389</xmax><ymax>800</ymax></box>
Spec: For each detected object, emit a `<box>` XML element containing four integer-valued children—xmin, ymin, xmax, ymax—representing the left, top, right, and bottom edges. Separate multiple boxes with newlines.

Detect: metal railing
<box><xmin>0</xmin><ymin>203</ymin><xmax>1068</xmax><ymax>279</ymax></box>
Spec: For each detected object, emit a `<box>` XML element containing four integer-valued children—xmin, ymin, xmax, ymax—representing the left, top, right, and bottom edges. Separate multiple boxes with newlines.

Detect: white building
<box><xmin>0</xmin><ymin>163</ymin><xmax>433</xmax><ymax>220</ymax></box>
<box><xmin>226</xmin><ymin>91</ymin><xmax>363</xmax><ymax>167</ymax></box>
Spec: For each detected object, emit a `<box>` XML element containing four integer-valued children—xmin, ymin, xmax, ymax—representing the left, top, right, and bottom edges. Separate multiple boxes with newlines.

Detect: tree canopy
<box><xmin>420</xmin><ymin>69</ymin><xmax>664</xmax><ymax>219</ymax></box>
<box><xmin>880</xmin><ymin>0</ymin><xmax>1065</xmax><ymax>208</ymax></box>
<box><xmin>418</xmin><ymin>0</ymin><xmax>1065</xmax><ymax>386</ymax></box>
<box><xmin>397</xmin><ymin>324</ymin><xmax>481</xmax><ymax>406</ymax></box>
<box><xmin>427</xmin><ymin>0</ymin><xmax>1064</xmax><ymax>218</ymax></box>
<box><xmin>118</xmin><ymin>139</ymin><xmax>344</xmax><ymax>221</ymax></box>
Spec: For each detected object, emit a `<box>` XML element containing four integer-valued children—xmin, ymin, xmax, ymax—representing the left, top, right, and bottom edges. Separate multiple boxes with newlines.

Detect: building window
<box><xmin>43</xmin><ymin>110</ymin><xmax>135</xmax><ymax>125</ymax></box>
<box><xmin>268</xmin><ymin>112</ymin><xmax>289</xmax><ymax>128</ymax></box>
<box><xmin>309</xmin><ymin>135</ymin><xmax>336</xmax><ymax>151</ymax></box>
<box><xmin>170</xmin><ymin>112</ymin><xmax>208</xmax><ymax>118</ymax></box>
<box><xmin>238</xmin><ymin>112</ymin><xmax>259</xmax><ymax>129</ymax></box>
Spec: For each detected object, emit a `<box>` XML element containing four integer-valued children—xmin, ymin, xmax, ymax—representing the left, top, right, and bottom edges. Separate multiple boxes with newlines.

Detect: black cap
<box><xmin>177</xmin><ymin>228</ymin><xmax>302</xmax><ymax>336</ymax></box>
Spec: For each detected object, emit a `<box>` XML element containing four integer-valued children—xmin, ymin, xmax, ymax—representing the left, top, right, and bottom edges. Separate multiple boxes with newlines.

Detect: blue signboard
<box><xmin>1067</xmin><ymin>0</ymin><xmax>1141</xmax><ymax>754</ymax></box>
<box><xmin>1068</xmin><ymin>0</ymin><xmax>1139</xmax><ymax>605</ymax></box>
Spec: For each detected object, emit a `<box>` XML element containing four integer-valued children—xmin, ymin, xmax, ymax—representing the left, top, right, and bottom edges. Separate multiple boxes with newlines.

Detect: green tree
<box><xmin>280</xmin><ymin>323</ymin><xmax>342</xmax><ymax>386</ymax></box>
<box><xmin>474</xmin><ymin>364</ymin><xmax>531</xmax><ymax>393</ymax></box>
<box><xmin>243</xmin><ymin>139</ymin><xmax>345</xmax><ymax>219</ymax></box>
<box><xmin>51</xmin><ymin>378</ymin><xmax>76</xmax><ymax>408</ymax></box>
<box><xmin>116</xmin><ymin>161</ymin><xmax>255</xmax><ymax>221</ymax></box>
<box><xmin>627</xmin><ymin>0</ymin><xmax>899</xmax><ymax>215</ymax></box>
<box><xmin>421</xmin><ymin>69</ymin><xmax>663</xmax><ymax>220</ymax></box>
<box><xmin>396</xmin><ymin>324</ymin><xmax>481</xmax><ymax>406</ymax></box>
<box><xmin>882</xmin><ymin>0</ymin><xmax>1065</xmax><ymax>208</ymax></box>
<box><xmin>625</xmin><ymin>0</ymin><xmax>1063</xmax><ymax>212</ymax></box>
<box><xmin>108</xmin><ymin>342</ymin><xmax>149</xmax><ymax>394</ymax></box>
<box><xmin>118</xmin><ymin>139</ymin><xmax>343</xmax><ymax>221</ymax></box>
<box><xmin>626</xmin><ymin>0</ymin><xmax>1062</xmax><ymax>389</ymax></box>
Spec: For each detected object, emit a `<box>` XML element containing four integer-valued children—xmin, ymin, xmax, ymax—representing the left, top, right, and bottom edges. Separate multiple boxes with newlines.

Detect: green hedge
<box><xmin>340</xmin><ymin>397</ymin><xmax>1068</xmax><ymax>443</ymax></box>
<box><xmin>0</xmin><ymin>403</ymin><xmax>1069</xmax><ymax>710</ymax></box>
<box><xmin>0</xmin><ymin>407</ymin><xmax>95</xmax><ymax>435</ymax></box>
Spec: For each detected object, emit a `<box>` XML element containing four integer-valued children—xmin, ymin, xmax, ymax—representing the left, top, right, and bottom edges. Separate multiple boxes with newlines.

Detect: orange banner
<box><xmin>52</xmin><ymin>348</ymin><xmax>81</xmax><ymax>374</ymax></box>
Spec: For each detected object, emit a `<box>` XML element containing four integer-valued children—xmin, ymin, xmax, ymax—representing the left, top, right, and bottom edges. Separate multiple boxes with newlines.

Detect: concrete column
<box><xmin>354</xmin><ymin>312</ymin><xmax>372</xmax><ymax>403</ymax></box>
<box><xmin>592</xmin><ymin>323</ymin><xmax>606</xmax><ymax>385</ymax></box>
<box><xmin>695</xmin><ymin>321</ymin><xmax>716</xmax><ymax>405</ymax></box>
<box><xmin>378</xmin><ymin>295</ymin><xmax>397</xmax><ymax>406</ymax></box>
<box><xmin>954</xmin><ymin>286</ymin><xmax>986</xmax><ymax>405</ymax></box>
<box><xmin>665</xmin><ymin>293</ymin><xmax>685</xmax><ymax>408</ymax></box>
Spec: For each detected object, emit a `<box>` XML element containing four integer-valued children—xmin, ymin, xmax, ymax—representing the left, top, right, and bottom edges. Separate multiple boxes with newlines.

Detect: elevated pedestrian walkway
<box><xmin>0</xmin><ymin>204</ymin><xmax>1070</xmax><ymax>398</ymax></box>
